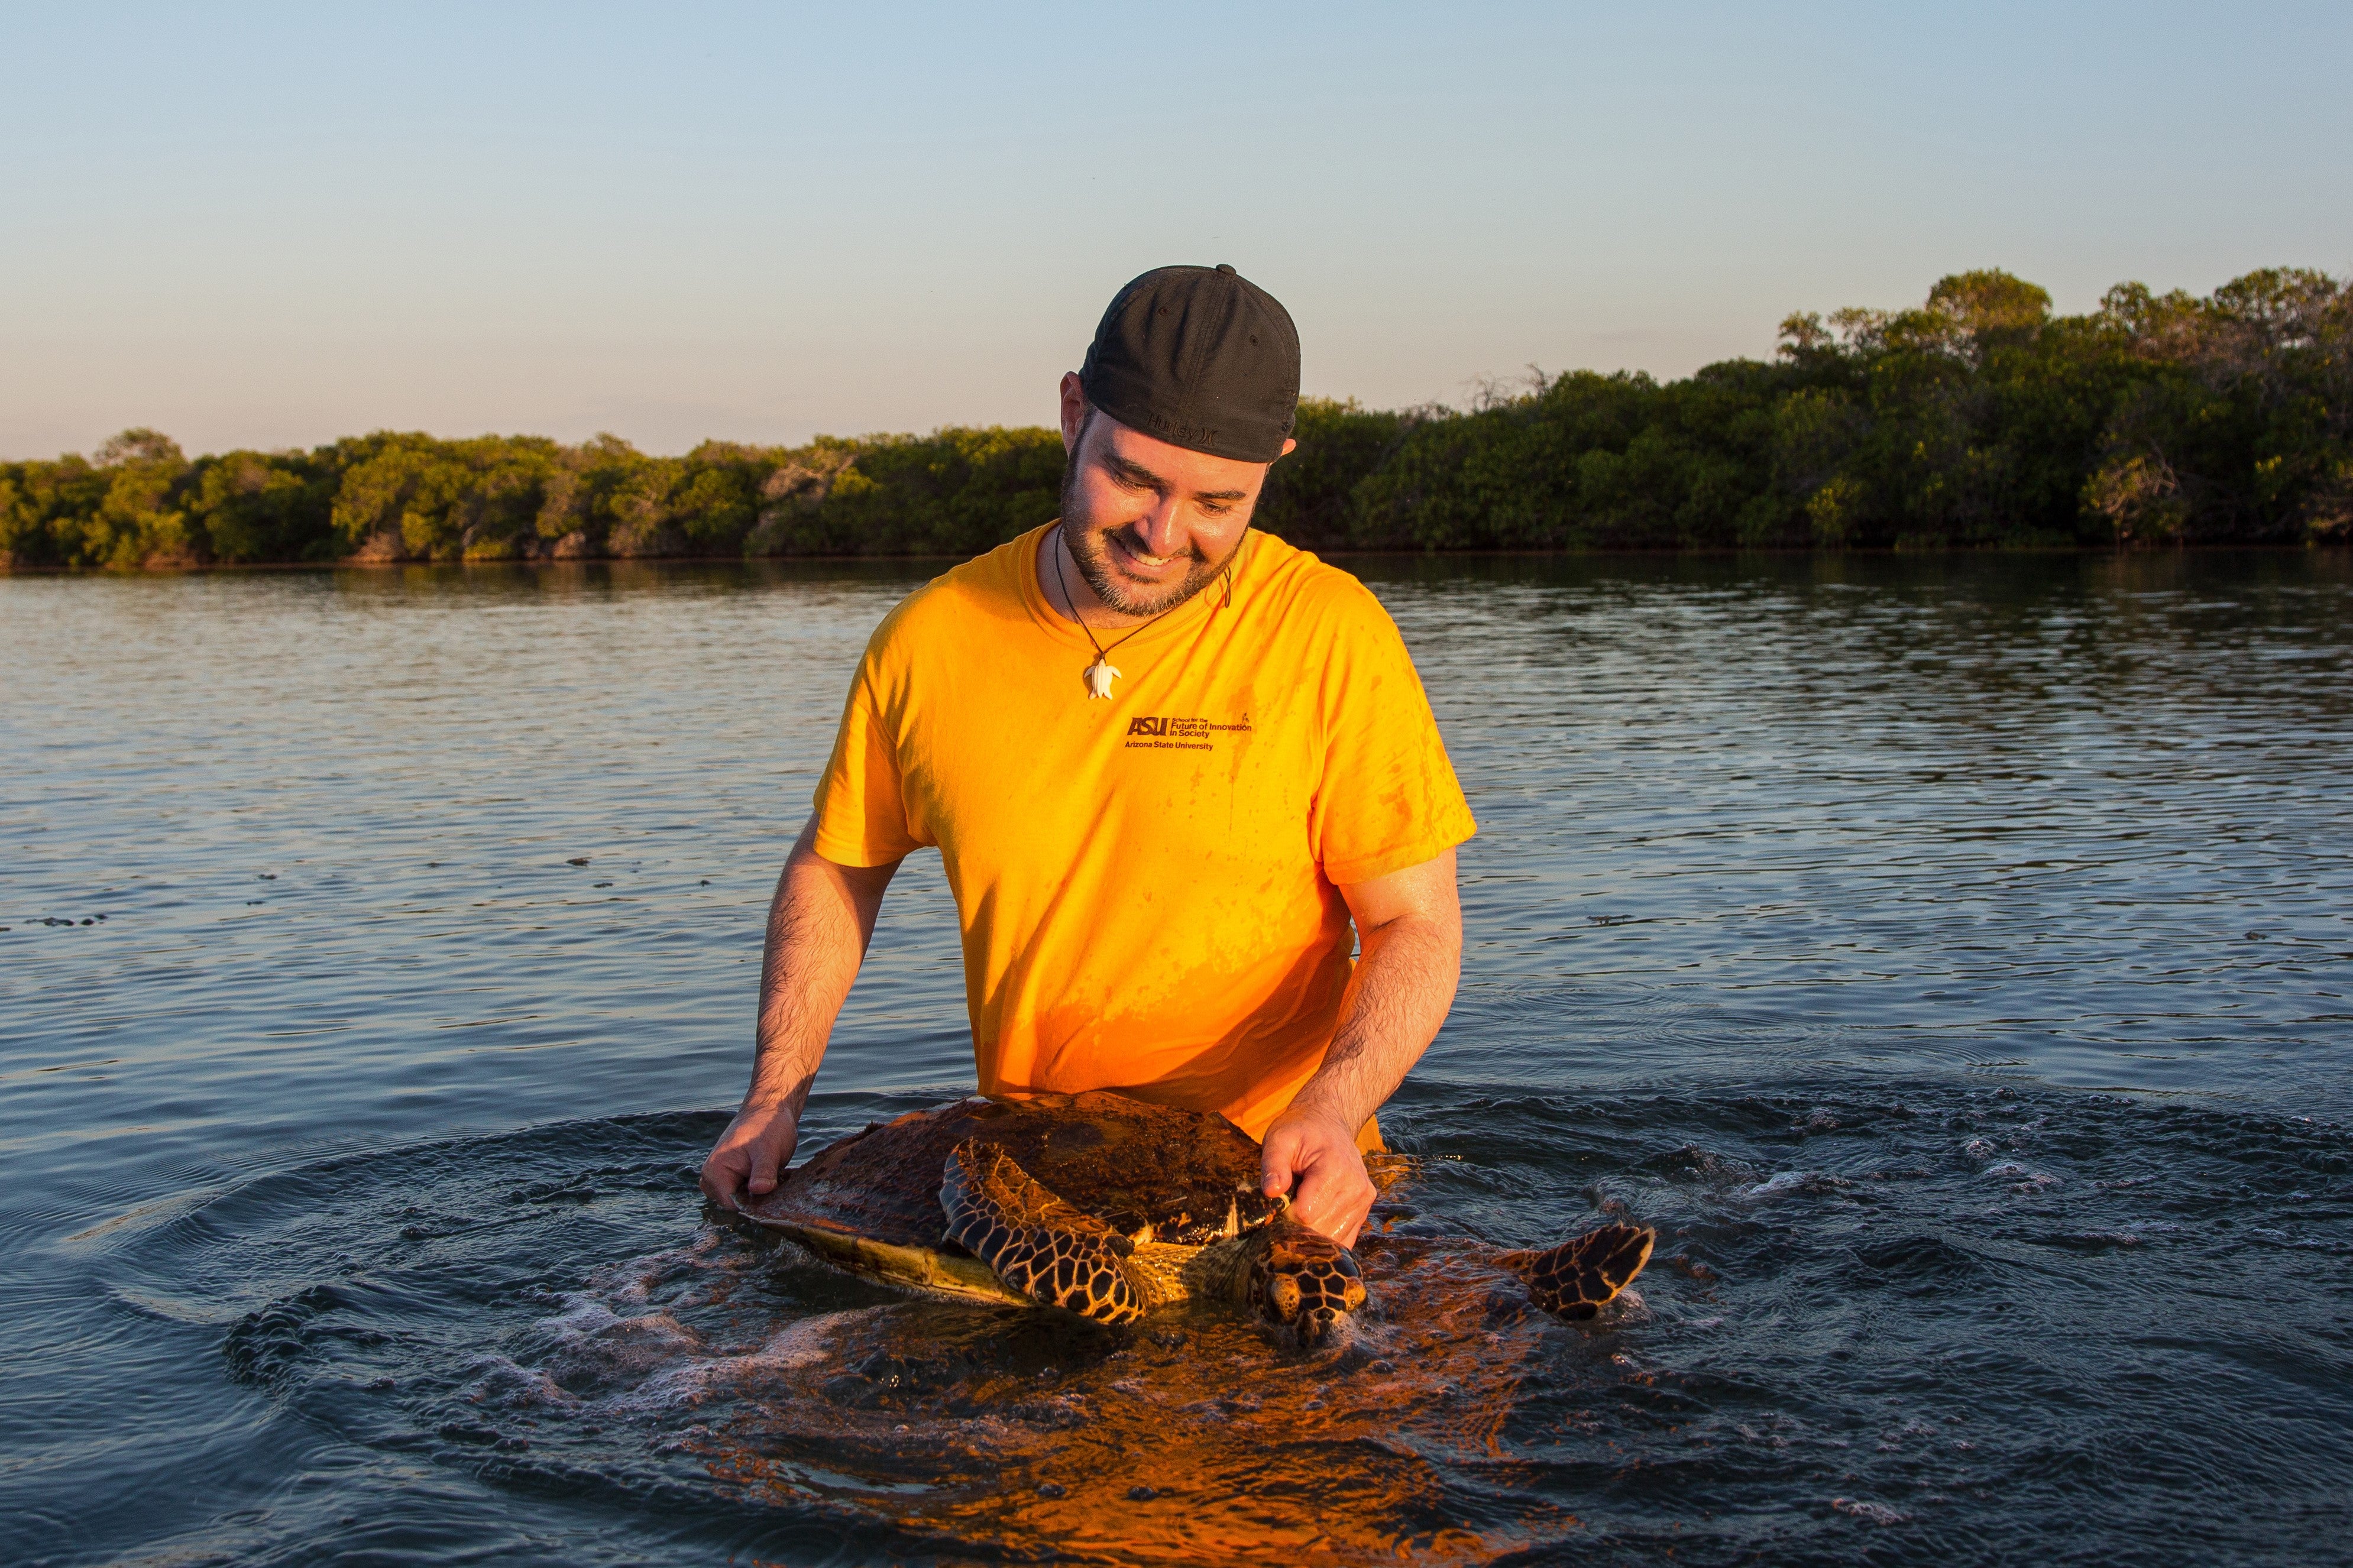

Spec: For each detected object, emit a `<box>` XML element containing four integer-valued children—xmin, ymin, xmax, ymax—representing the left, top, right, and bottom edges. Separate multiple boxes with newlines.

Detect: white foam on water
<box><xmin>1833</xmin><ymin>1496</ymin><xmax>1908</xmax><ymax>1525</ymax></box>
<box><xmin>464</xmin><ymin>1355</ymin><xmax>578</xmax><ymax>1411</ymax></box>
<box><xmin>602</xmin><ymin>1308</ymin><xmax>884</xmax><ymax>1414</ymax></box>
<box><xmin>535</xmin><ymin>1292</ymin><xmax>622</xmax><ymax>1340</ymax></box>
<box><xmin>2247</xmin><ymin>1227</ymin><xmax>2353</xmax><ymax>1254</ymax></box>
<box><xmin>1736</xmin><ymin>1169</ymin><xmax>1846</xmax><ymax>1203</ymax></box>
<box><xmin>1982</xmin><ymin>1161</ymin><xmax>2059</xmax><ymax>1191</ymax></box>
<box><xmin>574</xmin><ymin>1232</ymin><xmax>732</xmax><ymax>1310</ymax></box>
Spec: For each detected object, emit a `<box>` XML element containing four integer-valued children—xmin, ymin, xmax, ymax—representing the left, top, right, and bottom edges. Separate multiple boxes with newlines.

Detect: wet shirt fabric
<box><xmin>811</xmin><ymin>523</ymin><xmax>1477</xmax><ymax>1140</ymax></box>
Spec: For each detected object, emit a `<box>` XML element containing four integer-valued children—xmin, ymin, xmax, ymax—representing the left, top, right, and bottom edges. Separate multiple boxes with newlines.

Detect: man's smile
<box><xmin>1106</xmin><ymin>530</ymin><xmax>1183</xmax><ymax>574</ymax></box>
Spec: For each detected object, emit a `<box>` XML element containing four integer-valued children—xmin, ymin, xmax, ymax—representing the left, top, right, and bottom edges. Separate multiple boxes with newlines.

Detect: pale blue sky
<box><xmin>5</xmin><ymin>1</ymin><xmax>2348</xmax><ymax>459</ymax></box>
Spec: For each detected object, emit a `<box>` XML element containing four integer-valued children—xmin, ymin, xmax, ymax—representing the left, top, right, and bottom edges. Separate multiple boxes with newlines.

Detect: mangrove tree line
<box><xmin>4</xmin><ymin>267</ymin><xmax>2346</xmax><ymax>569</ymax></box>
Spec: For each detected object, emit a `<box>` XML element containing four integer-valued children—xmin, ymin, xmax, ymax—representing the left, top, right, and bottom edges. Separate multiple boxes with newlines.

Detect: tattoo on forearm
<box><xmin>1303</xmin><ymin>916</ymin><xmax>1461</xmax><ymax>1130</ymax></box>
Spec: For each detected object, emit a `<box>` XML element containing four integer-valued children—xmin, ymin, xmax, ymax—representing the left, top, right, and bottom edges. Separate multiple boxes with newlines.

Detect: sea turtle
<box><xmin>731</xmin><ymin>1089</ymin><xmax>1652</xmax><ymax>1343</ymax></box>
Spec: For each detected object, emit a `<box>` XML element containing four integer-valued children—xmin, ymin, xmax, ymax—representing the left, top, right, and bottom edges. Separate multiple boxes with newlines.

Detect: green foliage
<box><xmin>1332</xmin><ymin>264</ymin><xmax>2348</xmax><ymax>551</ymax></box>
<box><xmin>1252</xmin><ymin>398</ymin><xmax>1404</xmax><ymax>547</ymax></box>
<box><xmin>190</xmin><ymin>450</ymin><xmax>339</xmax><ymax>561</ymax></box>
<box><xmin>765</xmin><ymin>426</ymin><xmax>1067</xmax><ymax>556</ymax></box>
<box><xmin>0</xmin><ymin>453</ymin><xmax>112</xmax><ymax>568</ymax></box>
<box><xmin>5</xmin><ymin>266</ymin><xmax>2347</xmax><ymax>569</ymax></box>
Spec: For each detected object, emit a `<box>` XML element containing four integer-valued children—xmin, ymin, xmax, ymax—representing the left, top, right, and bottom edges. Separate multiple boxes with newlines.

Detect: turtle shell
<box><xmin>740</xmin><ymin>1091</ymin><xmax>1282</xmax><ymax>1260</ymax></box>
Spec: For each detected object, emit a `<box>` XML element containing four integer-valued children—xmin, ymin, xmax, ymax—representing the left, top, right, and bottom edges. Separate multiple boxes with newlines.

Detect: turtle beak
<box><xmin>1292</xmin><ymin>1307</ymin><xmax>1342</xmax><ymax>1348</ymax></box>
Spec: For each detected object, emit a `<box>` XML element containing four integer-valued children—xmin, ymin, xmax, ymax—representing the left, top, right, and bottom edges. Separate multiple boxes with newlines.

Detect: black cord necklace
<box><xmin>1051</xmin><ymin>524</ymin><xmax>1233</xmax><ymax>701</ymax></box>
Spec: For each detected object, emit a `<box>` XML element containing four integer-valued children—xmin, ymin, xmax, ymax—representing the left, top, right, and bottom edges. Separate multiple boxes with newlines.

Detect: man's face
<box><xmin>1057</xmin><ymin>374</ymin><xmax>1289</xmax><ymax>618</ymax></box>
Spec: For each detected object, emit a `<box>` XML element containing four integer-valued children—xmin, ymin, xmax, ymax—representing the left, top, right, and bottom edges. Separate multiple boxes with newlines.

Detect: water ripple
<box><xmin>4</xmin><ymin>553</ymin><xmax>2350</xmax><ymax>1564</ymax></box>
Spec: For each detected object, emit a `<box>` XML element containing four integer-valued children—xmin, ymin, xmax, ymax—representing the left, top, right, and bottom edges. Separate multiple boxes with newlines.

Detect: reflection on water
<box><xmin>184</xmin><ymin>1084</ymin><xmax>2353</xmax><ymax>1564</ymax></box>
<box><xmin>4</xmin><ymin>552</ymin><xmax>2351</xmax><ymax>1565</ymax></box>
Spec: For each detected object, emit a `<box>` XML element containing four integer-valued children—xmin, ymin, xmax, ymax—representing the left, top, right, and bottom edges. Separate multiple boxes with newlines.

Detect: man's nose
<box><xmin>1132</xmin><ymin>495</ymin><xmax>1186</xmax><ymax>558</ymax></box>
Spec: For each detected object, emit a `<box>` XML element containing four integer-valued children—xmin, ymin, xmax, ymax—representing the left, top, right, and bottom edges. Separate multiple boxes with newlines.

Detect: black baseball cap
<box><xmin>1078</xmin><ymin>264</ymin><xmax>1300</xmax><ymax>464</ymax></box>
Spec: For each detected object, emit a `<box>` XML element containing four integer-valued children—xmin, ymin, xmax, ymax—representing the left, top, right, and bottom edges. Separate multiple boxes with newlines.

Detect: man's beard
<box><xmin>1060</xmin><ymin>459</ymin><xmax>1243</xmax><ymax>618</ymax></box>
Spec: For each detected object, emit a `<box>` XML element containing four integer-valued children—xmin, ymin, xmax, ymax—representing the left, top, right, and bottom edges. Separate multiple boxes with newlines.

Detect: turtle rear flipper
<box><xmin>1499</xmin><ymin>1223</ymin><xmax>1654</xmax><ymax>1321</ymax></box>
<box><xmin>939</xmin><ymin>1140</ymin><xmax>1148</xmax><ymax>1325</ymax></box>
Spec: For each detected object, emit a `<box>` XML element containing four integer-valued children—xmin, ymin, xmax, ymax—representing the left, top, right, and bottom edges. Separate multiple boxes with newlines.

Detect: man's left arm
<box><xmin>1260</xmin><ymin>847</ymin><xmax>1462</xmax><ymax>1245</ymax></box>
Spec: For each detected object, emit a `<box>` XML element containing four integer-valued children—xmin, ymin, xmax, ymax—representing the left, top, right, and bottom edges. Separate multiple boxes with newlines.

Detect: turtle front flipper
<box><xmin>1245</xmin><ymin>1214</ymin><xmax>1367</xmax><ymax>1345</ymax></box>
<box><xmin>1498</xmin><ymin>1223</ymin><xmax>1654</xmax><ymax>1321</ymax></box>
<box><xmin>938</xmin><ymin>1140</ymin><xmax>1148</xmax><ymax>1325</ymax></box>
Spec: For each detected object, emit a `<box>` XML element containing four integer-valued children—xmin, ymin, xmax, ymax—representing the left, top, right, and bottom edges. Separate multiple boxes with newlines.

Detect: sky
<box><xmin>4</xmin><ymin>1</ymin><xmax>2350</xmax><ymax>460</ymax></box>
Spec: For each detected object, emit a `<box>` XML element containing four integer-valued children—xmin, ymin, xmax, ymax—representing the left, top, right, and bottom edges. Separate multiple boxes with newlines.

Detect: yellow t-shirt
<box><xmin>810</xmin><ymin>523</ymin><xmax>1477</xmax><ymax>1139</ymax></box>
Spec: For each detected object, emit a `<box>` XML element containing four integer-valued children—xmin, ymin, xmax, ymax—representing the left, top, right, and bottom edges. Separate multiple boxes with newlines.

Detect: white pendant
<box><xmin>1083</xmin><ymin>659</ymin><xmax>1121</xmax><ymax>699</ymax></box>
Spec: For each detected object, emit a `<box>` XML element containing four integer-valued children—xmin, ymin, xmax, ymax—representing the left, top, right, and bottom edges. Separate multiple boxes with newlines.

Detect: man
<box><xmin>700</xmin><ymin>264</ymin><xmax>1475</xmax><ymax>1247</ymax></box>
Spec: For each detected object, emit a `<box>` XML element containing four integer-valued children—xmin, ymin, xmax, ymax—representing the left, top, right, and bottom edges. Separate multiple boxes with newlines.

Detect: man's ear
<box><xmin>1279</xmin><ymin>436</ymin><xmax>1297</xmax><ymax>458</ymax></box>
<box><xmin>1059</xmin><ymin>372</ymin><xmax>1089</xmax><ymax>455</ymax></box>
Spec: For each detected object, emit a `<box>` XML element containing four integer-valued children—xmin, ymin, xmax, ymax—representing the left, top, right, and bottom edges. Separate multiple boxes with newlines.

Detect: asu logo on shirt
<box><xmin>1123</xmin><ymin>714</ymin><xmax>1253</xmax><ymax>751</ymax></box>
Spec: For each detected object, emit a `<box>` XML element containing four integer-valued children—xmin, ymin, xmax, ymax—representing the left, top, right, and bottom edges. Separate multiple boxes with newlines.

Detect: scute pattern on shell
<box><xmin>733</xmin><ymin>1089</ymin><xmax>1654</xmax><ymax>1340</ymax></box>
<box><xmin>743</xmin><ymin>1091</ymin><xmax>1278</xmax><ymax>1253</ymax></box>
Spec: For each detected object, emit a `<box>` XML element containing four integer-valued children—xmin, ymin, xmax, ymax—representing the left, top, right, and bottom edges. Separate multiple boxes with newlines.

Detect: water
<box><xmin>4</xmin><ymin>552</ymin><xmax>2349</xmax><ymax>1566</ymax></box>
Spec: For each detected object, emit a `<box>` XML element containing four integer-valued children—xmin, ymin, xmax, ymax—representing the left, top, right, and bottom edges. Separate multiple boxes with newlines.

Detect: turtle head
<box><xmin>1248</xmin><ymin>1219</ymin><xmax>1367</xmax><ymax>1346</ymax></box>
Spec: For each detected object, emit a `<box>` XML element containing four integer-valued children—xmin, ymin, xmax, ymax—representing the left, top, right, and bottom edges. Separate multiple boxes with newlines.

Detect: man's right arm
<box><xmin>698</xmin><ymin>815</ymin><xmax>902</xmax><ymax>1210</ymax></box>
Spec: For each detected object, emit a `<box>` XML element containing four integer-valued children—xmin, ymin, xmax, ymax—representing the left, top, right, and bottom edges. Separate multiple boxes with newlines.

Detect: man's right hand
<box><xmin>699</xmin><ymin>1101</ymin><xmax>801</xmax><ymax>1211</ymax></box>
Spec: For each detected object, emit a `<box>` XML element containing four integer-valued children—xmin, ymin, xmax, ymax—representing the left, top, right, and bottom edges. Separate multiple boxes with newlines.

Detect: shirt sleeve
<box><xmin>810</xmin><ymin>639</ymin><xmax>930</xmax><ymax>867</ymax></box>
<box><xmin>1311</xmin><ymin>587</ymin><xmax>1478</xmax><ymax>885</ymax></box>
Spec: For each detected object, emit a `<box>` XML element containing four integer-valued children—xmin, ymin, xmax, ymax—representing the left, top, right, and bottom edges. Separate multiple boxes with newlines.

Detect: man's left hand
<box><xmin>1260</xmin><ymin>1107</ymin><xmax>1376</xmax><ymax>1247</ymax></box>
